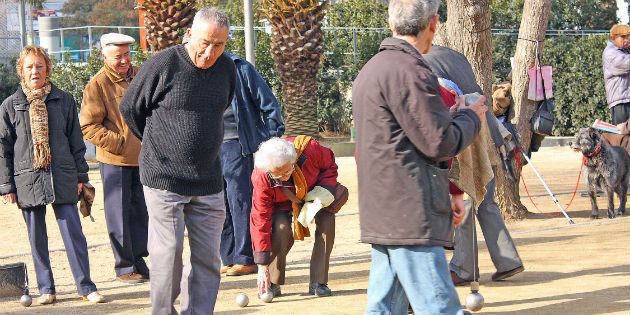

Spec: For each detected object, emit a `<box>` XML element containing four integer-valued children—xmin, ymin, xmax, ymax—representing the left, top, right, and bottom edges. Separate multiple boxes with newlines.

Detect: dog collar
<box><xmin>587</xmin><ymin>142</ymin><xmax>602</xmax><ymax>157</ymax></box>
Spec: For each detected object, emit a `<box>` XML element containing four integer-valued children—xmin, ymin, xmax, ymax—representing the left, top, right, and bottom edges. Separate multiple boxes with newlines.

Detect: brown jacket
<box><xmin>352</xmin><ymin>37</ymin><xmax>481</xmax><ymax>247</ymax></box>
<box><xmin>80</xmin><ymin>66</ymin><xmax>141</xmax><ymax>166</ymax></box>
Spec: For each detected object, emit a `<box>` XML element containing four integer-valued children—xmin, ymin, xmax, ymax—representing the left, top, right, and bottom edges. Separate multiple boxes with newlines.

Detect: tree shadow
<box><xmin>478</xmin><ymin>264</ymin><xmax>630</xmax><ymax>288</ymax></box>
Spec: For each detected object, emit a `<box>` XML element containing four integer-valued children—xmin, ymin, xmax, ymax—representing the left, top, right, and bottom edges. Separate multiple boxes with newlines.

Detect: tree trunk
<box><xmin>438</xmin><ymin>1</ymin><xmax>493</xmax><ymax>103</ymax></box>
<box><xmin>495</xmin><ymin>0</ymin><xmax>552</xmax><ymax>220</ymax></box>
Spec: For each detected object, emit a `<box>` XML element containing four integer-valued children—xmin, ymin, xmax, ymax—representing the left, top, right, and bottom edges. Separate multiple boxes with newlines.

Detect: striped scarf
<box><xmin>22</xmin><ymin>81</ymin><xmax>52</xmax><ymax>169</ymax></box>
<box><xmin>290</xmin><ymin>135</ymin><xmax>312</xmax><ymax>241</ymax></box>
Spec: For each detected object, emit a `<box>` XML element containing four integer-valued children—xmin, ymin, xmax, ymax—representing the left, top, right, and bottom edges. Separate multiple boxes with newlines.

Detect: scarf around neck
<box><xmin>22</xmin><ymin>80</ymin><xmax>52</xmax><ymax>169</ymax></box>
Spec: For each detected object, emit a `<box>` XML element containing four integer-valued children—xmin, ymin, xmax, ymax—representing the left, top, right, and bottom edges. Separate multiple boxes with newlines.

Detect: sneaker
<box><xmin>258</xmin><ymin>283</ymin><xmax>281</xmax><ymax>299</ymax></box>
<box><xmin>491</xmin><ymin>265</ymin><xmax>524</xmax><ymax>281</ymax></box>
<box><xmin>308</xmin><ymin>282</ymin><xmax>332</xmax><ymax>297</ymax></box>
<box><xmin>226</xmin><ymin>264</ymin><xmax>257</xmax><ymax>276</ymax></box>
<box><xmin>37</xmin><ymin>293</ymin><xmax>56</xmax><ymax>305</ymax></box>
<box><xmin>83</xmin><ymin>291</ymin><xmax>106</xmax><ymax>303</ymax></box>
<box><xmin>221</xmin><ymin>265</ymin><xmax>233</xmax><ymax>274</ymax></box>
<box><xmin>117</xmin><ymin>272</ymin><xmax>145</xmax><ymax>283</ymax></box>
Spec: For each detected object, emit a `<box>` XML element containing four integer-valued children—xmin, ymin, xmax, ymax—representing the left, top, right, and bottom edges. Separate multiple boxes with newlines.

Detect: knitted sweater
<box><xmin>120</xmin><ymin>45</ymin><xmax>236</xmax><ymax>196</ymax></box>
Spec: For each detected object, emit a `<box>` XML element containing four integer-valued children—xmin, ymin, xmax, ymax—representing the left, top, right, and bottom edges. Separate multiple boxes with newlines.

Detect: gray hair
<box><xmin>388</xmin><ymin>0</ymin><xmax>440</xmax><ymax>36</ymax></box>
<box><xmin>254</xmin><ymin>137</ymin><xmax>297</xmax><ymax>172</ymax></box>
<box><xmin>192</xmin><ymin>7</ymin><xmax>230</xmax><ymax>31</ymax></box>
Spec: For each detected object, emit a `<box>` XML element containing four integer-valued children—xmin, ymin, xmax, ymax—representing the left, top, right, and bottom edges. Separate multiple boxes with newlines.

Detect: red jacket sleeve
<box><xmin>250</xmin><ymin>167</ymin><xmax>275</xmax><ymax>265</ymax></box>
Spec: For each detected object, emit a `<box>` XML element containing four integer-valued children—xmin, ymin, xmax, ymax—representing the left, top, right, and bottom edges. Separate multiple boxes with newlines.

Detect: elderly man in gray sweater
<box><xmin>120</xmin><ymin>7</ymin><xmax>235</xmax><ymax>315</ymax></box>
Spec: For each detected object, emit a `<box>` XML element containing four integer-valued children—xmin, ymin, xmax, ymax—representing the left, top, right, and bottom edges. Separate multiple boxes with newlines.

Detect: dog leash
<box><xmin>513</xmin><ymin>146</ymin><xmax>583</xmax><ymax>217</ymax></box>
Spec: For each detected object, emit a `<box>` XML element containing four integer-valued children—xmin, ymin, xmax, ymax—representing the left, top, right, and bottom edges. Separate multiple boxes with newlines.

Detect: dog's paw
<box><xmin>615</xmin><ymin>208</ymin><xmax>626</xmax><ymax>215</ymax></box>
<box><xmin>590</xmin><ymin>214</ymin><xmax>599</xmax><ymax>219</ymax></box>
<box><xmin>608</xmin><ymin>212</ymin><xmax>616</xmax><ymax>219</ymax></box>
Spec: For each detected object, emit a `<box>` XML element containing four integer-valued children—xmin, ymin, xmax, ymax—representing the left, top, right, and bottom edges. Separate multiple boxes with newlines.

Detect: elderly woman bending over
<box><xmin>251</xmin><ymin>136</ymin><xmax>338</xmax><ymax>298</ymax></box>
<box><xmin>0</xmin><ymin>46</ymin><xmax>105</xmax><ymax>305</ymax></box>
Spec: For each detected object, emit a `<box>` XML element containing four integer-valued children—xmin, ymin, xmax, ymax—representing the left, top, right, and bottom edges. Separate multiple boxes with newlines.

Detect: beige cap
<box><xmin>100</xmin><ymin>33</ymin><xmax>135</xmax><ymax>49</ymax></box>
<box><xmin>610</xmin><ymin>24</ymin><xmax>630</xmax><ymax>37</ymax></box>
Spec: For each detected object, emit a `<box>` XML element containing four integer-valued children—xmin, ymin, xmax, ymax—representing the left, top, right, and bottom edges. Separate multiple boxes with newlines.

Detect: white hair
<box><xmin>254</xmin><ymin>137</ymin><xmax>297</xmax><ymax>172</ymax></box>
<box><xmin>388</xmin><ymin>0</ymin><xmax>440</xmax><ymax>36</ymax></box>
<box><xmin>192</xmin><ymin>7</ymin><xmax>230</xmax><ymax>31</ymax></box>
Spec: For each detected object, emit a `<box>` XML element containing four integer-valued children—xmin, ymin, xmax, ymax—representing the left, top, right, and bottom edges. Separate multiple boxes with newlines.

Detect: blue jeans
<box><xmin>219</xmin><ymin>140</ymin><xmax>255</xmax><ymax>266</ymax></box>
<box><xmin>366</xmin><ymin>244</ymin><xmax>464</xmax><ymax>315</ymax></box>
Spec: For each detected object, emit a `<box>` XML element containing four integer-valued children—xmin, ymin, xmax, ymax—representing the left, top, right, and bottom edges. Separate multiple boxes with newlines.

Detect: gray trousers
<box><xmin>143</xmin><ymin>186</ymin><xmax>226</xmax><ymax>315</ymax></box>
<box><xmin>269</xmin><ymin>210</ymin><xmax>335</xmax><ymax>285</ymax></box>
<box><xmin>449</xmin><ymin>178</ymin><xmax>523</xmax><ymax>281</ymax></box>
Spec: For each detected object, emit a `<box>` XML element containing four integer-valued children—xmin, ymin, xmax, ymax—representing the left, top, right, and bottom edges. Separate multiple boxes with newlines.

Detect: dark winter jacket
<box><xmin>0</xmin><ymin>85</ymin><xmax>89</xmax><ymax>209</ymax></box>
<box><xmin>227</xmin><ymin>54</ymin><xmax>284</xmax><ymax>155</ymax></box>
<box><xmin>352</xmin><ymin>37</ymin><xmax>481</xmax><ymax>247</ymax></box>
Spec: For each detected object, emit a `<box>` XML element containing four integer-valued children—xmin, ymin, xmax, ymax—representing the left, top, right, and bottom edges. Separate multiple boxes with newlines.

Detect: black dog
<box><xmin>569</xmin><ymin>127</ymin><xmax>630</xmax><ymax>219</ymax></box>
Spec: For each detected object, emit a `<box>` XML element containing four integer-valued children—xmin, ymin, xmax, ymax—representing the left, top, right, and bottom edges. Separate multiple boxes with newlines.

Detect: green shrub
<box><xmin>0</xmin><ymin>58</ymin><xmax>20</xmax><ymax>102</ymax></box>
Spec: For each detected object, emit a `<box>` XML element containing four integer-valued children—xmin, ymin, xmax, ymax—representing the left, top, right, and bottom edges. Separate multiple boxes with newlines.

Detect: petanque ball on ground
<box><xmin>19</xmin><ymin>294</ymin><xmax>32</xmax><ymax>307</ymax></box>
<box><xmin>465</xmin><ymin>291</ymin><xmax>484</xmax><ymax>312</ymax></box>
<box><xmin>235</xmin><ymin>293</ymin><xmax>249</xmax><ymax>307</ymax></box>
<box><xmin>260</xmin><ymin>291</ymin><xmax>274</xmax><ymax>303</ymax></box>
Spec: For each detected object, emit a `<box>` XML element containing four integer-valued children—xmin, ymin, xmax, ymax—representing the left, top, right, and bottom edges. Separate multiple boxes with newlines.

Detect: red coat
<box><xmin>250</xmin><ymin>138</ymin><xmax>338</xmax><ymax>264</ymax></box>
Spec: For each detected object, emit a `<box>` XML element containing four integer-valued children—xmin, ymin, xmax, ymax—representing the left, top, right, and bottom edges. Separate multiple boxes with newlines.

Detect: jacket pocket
<box><xmin>427</xmin><ymin>164</ymin><xmax>451</xmax><ymax>216</ymax></box>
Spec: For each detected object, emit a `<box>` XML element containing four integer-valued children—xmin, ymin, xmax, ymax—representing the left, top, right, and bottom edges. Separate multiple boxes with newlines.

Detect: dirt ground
<box><xmin>0</xmin><ymin>146</ymin><xmax>628</xmax><ymax>315</ymax></box>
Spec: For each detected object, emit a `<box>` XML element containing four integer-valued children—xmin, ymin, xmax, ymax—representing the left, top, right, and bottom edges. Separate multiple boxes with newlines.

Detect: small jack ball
<box><xmin>465</xmin><ymin>291</ymin><xmax>484</xmax><ymax>312</ymax></box>
<box><xmin>20</xmin><ymin>294</ymin><xmax>32</xmax><ymax>307</ymax></box>
<box><xmin>235</xmin><ymin>293</ymin><xmax>249</xmax><ymax>307</ymax></box>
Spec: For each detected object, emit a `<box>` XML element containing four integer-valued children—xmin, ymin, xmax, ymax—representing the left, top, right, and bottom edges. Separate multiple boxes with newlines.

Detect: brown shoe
<box><xmin>450</xmin><ymin>271</ymin><xmax>471</xmax><ymax>286</ymax></box>
<box><xmin>117</xmin><ymin>272</ymin><xmax>145</xmax><ymax>283</ymax></box>
<box><xmin>221</xmin><ymin>265</ymin><xmax>233</xmax><ymax>274</ymax></box>
<box><xmin>226</xmin><ymin>264</ymin><xmax>257</xmax><ymax>276</ymax></box>
<box><xmin>492</xmin><ymin>265</ymin><xmax>524</xmax><ymax>281</ymax></box>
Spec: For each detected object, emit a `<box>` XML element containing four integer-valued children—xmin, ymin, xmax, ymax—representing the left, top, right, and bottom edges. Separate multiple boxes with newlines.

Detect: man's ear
<box><xmin>428</xmin><ymin>14</ymin><xmax>439</xmax><ymax>33</ymax></box>
<box><xmin>388</xmin><ymin>19</ymin><xmax>396</xmax><ymax>35</ymax></box>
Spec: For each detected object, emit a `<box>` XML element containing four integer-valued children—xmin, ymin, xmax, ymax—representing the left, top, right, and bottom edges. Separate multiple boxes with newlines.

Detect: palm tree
<box><xmin>138</xmin><ymin>0</ymin><xmax>197</xmax><ymax>52</ymax></box>
<box><xmin>260</xmin><ymin>0</ymin><xmax>327</xmax><ymax>137</ymax></box>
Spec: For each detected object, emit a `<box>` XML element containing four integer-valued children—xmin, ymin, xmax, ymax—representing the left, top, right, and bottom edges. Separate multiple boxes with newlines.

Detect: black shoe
<box><xmin>308</xmin><ymin>282</ymin><xmax>332</xmax><ymax>297</ymax></box>
<box><xmin>492</xmin><ymin>265</ymin><xmax>524</xmax><ymax>281</ymax></box>
<box><xmin>258</xmin><ymin>283</ymin><xmax>281</xmax><ymax>299</ymax></box>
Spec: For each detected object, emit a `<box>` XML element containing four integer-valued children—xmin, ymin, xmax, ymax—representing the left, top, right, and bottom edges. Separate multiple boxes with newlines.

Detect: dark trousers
<box><xmin>611</xmin><ymin>102</ymin><xmax>630</xmax><ymax>125</ymax></box>
<box><xmin>100</xmin><ymin>162</ymin><xmax>149</xmax><ymax>276</ymax></box>
<box><xmin>219</xmin><ymin>140</ymin><xmax>255</xmax><ymax>266</ymax></box>
<box><xmin>22</xmin><ymin>204</ymin><xmax>97</xmax><ymax>296</ymax></box>
<box><xmin>269</xmin><ymin>210</ymin><xmax>335</xmax><ymax>285</ymax></box>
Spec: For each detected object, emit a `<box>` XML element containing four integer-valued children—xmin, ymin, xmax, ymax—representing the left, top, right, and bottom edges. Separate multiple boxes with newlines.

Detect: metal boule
<box><xmin>465</xmin><ymin>291</ymin><xmax>484</xmax><ymax>312</ymax></box>
<box><xmin>259</xmin><ymin>290</ymin><xmax>274</xmax><ymax>303</ymax></box>
<box><xmin>235</xmin><ymin>293</ymin><xmax>249</xmax><ymax>307</ymax></box>
<box><xmin>20</xmin><ymin>294</ymin><xmax>32</xmax><ymax>307</ymax></box>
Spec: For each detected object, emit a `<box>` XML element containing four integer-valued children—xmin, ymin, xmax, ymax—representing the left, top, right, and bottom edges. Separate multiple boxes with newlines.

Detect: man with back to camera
<box><xmin>352</xmin><ymin>0</ymin><xmax>488</xmax><ymax>314</ymax></box>
<box><xmin>80</xmin><ymin>33</ymin><xmax>149</xmax><ymax>284</ymax></box>
<box><xmin>119</xmin><ymin>7</ymin><xmax>236</xmax><ymax>315</ymax></box>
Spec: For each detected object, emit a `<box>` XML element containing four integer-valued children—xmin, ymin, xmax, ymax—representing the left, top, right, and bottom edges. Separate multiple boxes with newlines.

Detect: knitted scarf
<box><xmin>291</xmin><ymin>135</ymin><xmax>312</xmax><ymax>241</ymax></box>
<box><xmin>22</xmin><ymin>81</ymin><xmax>52</xmax><ymax>169</ymax></box>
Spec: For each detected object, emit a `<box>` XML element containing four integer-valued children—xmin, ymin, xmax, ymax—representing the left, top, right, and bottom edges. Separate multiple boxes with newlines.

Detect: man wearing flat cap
<box><xmin>80</xmin><ymin>33</ymin><xmax>149</xmax><ymax>283</ymax></box>
<box><xmin>603</xmin><ymin>24</ymin><xmax>630</xmax><ymax>125</ymax></box>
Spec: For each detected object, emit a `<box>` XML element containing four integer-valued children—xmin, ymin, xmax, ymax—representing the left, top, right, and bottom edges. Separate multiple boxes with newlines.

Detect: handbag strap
<box><xmin>535</xmin><ymin>40</ymin><xmax>548</xmax><ymax>101</ymax></box>
<box><xmin>279</xmin><ymin>187</ymin><xmax>304</xmax><ymax>205</ymax></box>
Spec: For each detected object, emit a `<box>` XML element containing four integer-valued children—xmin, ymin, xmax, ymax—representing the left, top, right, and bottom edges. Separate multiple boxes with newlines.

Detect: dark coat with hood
<box><xmin>352</xmin><ymin>37</ymin><xmax>481</xmax><ymax>248</ymax></box>
<box><xmin>0</xmin><ymin>84</ymin><xmax>89</xmax><ymax>209</ymax></box>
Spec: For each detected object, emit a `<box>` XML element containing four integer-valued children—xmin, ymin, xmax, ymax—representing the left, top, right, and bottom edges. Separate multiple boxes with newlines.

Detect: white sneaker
<box><xmin>83</xmin><ymin>291</ymin><xmax>106</xmax><ymax>303</ymax></box>
<box><xmin>37</xmin><ymin>293</ymin><xmax>56</xmax><ymax>305</ymax></box>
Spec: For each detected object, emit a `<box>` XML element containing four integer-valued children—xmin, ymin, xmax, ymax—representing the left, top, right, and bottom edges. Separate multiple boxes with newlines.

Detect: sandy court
<box><xmin>0</xmin><ymin>145</ymin><xmax>628</xmax><ymax>314</ymax></box>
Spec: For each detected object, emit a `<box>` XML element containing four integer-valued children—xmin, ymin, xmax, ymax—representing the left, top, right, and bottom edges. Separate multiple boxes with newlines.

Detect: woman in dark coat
<box><xmin>0</xmin><ymin>46</ymin><xmax>105</xmax><ymax>305</ymax></box>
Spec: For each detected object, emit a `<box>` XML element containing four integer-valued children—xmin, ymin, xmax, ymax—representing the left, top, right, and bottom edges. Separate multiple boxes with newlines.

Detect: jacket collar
<box><xmin>379</xmin><ymin>37</ymin><xmax>429</xmax><ymax>67</ymax></box>
<box><xmin>13</xmin><ymin>83</ymin><xmax>63</xmax><ymax>106</ymax></box>
<box><xmin>103</xmin><ymin>65</ymin><xmax>138</xmax><ymax>83</ymax></box>
<box><xmin>606</xmin><ymin>40</ymin><xmax>630</xmax><ymax>54</ymax></box>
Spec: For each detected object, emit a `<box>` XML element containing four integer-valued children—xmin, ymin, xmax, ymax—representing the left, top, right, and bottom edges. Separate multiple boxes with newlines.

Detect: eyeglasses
<box><xmin>269</xmin><ymin>165</ymin><xmax>294</xmax><ymax>180</ymax></box>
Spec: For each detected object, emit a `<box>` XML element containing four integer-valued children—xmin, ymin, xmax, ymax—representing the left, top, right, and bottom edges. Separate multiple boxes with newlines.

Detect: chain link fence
<box><xmin>0</xmin><ymin>1</ymin><xmax>22</xmax><ymax>64</ymax></box>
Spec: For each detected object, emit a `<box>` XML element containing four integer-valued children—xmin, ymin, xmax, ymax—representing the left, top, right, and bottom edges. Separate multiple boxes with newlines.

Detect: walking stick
<box><xmin>519</xmin><ymin>147</ymin><xmax>575</xmax><ymax>224</ymax></box>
